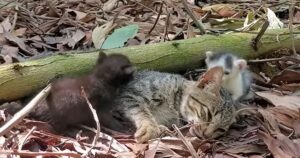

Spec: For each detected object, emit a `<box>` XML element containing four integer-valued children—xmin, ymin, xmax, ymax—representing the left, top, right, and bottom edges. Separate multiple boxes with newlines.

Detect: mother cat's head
<box><xmin>180</xmin><ymin>67</ymin><xmax>236</xmax><ymax>139</ymax></box>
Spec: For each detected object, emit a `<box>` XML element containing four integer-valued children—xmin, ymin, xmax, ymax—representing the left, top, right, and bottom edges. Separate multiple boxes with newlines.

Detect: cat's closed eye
<box><xmin>215</xmin><ymin>128</ymin><xmax>226</xmax><ymax>133</ymax></box>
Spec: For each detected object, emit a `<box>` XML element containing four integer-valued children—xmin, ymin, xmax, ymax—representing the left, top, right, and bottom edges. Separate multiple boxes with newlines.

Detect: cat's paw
<box><xmin>134</xmin><ymin>121</ymin><xmax>161</xmax><ymax>143</ymax></box>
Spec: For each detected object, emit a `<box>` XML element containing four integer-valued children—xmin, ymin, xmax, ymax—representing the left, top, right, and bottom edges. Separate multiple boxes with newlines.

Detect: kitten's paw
<box><xmin>135</xmin><ymin>122</ymin><xmax>161</xmax><ymax>143</ymax></box>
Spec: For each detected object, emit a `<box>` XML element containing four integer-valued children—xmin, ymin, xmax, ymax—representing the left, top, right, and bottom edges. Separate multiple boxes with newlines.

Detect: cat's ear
<box><xmin>205</xmin><ymin>51</ymin><xmax>214</xmax><ymax>57</ymax></box>
<box><xmin>197</xmin><ymin>66</ymin><xmax>223</xmax><ymax>94</ymax></box>
<box><xmin>123</xmin><ymin>66</ymin><xmax>136</xmax><ymax>75</ymax></box>
<box><xmin>97</xmin><ymin>51</ymin><xmax>107</xmax><ymax>64</ymax></box>
<box><xmin>205</xmin><ymin>51</ymin><xmax>214</xmax><ymax>64</ymax></box>
<box><xmin>234</xmin><ymin>59</ymin><xmax>247</xmax><ymax>70</ymax></box>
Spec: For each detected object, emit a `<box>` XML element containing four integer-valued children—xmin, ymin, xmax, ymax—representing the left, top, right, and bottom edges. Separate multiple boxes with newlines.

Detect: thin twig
<box><xmin>81</xmin><ymin>87</ymin><xmax>101</xmax><ymax>157</ymax></box>
<box><xmin>172</xmin><ymin>124</ymin><xmax>200</xmax><ymax>158</ymax></box>
<box><xmin>0</xmin><ymin>84</ymin><xmax>51</xmax><ymax>136</ymax></box>
<box><xmin>248</xmin><ymin>57</ymin><xmax>283</xmax><ymax>63</ymax></box>
<box><xmin>181</xmin><ymin>0</ymin><xmax>205</xmax><ymax>34</ymax></box>
<box><xmin>1</xmin><ymin>131</ymin><xmax>20</xmax><ymax>149</ymax></box>
<box><xmin>10</xmin><ymin>12</ymin><xmax>17</xmax><ymax>33</ymax></box>
<box><xmin>248</xmin><ymin>56</ymin><xmax>300</xmax><ymax>64</ymax></box>
<box><xmin>80</xmin><ymin>125</ymin><xmax>130</xmax><ymax>152</ymax></box>
<box><xmin>134</xmin><ymin>1</ymin><xmax>158</xmax><ymax>14</ymax></box>
<box><xmin>18</xmin><ymin>126</ymin><xmax>37</xmax><ymax>150</ymax></box>
<box><xmin>163</xmin><ymin>12</ymin><xmax>170</xmax><ymax>42</ymax></box>
<box><xmin>251</xmin><ymin>19</ymin><xmax>269</xmax><ymax>50</ymax></box>
<box><xmin>107</xmin><ymin>138</ymin><xmax>113</xmax><ymax>154</ymax></box>
<box><xmin>148</xmin><ymin>2</ymin><xmax>163</xmax><ymax>35</ymax></box>
<box><xmin>289</xmin><ymin>0</ymin><xmax>297</xmax><ymax>56</ymax></box>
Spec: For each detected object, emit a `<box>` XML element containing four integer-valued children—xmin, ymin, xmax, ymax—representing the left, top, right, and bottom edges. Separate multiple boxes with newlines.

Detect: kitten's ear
<box><xmin>205</xmin><ymin>51</ymin><xmax>214</xmax><ymax>58</ymax></box>
<box><xmin>197</xmin><ymin>66</ymin><xmax>224</xmax><ymax>94</ymax></box>
<box><xmin>234</xmin><ymin>59</ymin><xmax>247</xmax><ymax>70</ymax></box>
<box><xmin>123</xmin><ymin>66</ymin><xmax>136</xmax><ymax>75</ymax></box>
<box><xmin>97</xmin><ymin>51</ymin><xmax>107</xmax><ymax>64</ymax></box>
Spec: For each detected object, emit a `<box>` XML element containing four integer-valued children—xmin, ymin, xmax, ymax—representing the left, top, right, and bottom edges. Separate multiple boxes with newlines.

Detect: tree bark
<box><xmin>0</xmin><ymin>29</ymin><xmax>299</xmax><ymax>102</ymax></box>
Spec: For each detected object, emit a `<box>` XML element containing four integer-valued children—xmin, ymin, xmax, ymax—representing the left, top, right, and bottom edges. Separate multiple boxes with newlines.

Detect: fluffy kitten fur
<box><xmin>46</xmin><ymin>52</ymin><xmax>135</xmax><ymax>132</ymax></box>
<box><xmin>113</xmin><ymin>67</ymin><xmax>236</xmax><ymax>143</ymax></box>
<box><xmin>205</xmin><ymin>51</ymin><xmax>253</xmax><ymax>101</ymax></box>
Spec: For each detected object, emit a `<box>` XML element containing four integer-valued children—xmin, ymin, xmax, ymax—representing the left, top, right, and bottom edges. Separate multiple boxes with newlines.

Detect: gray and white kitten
<box><xmin>112</xmin><ymin>67</ymin><xmax>236</xmax><ymax>143</ymax></box>
<box><xmin>205</xmin><ymin>51</ymin><xmax>253</xmax><ymax>101</ymax></box>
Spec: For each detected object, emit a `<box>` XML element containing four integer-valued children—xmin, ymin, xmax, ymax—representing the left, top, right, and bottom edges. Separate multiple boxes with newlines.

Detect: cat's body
<box><xmin>205</xmin><ymin>51</ymin><xmax>253</xmax><ymax>101</ymax></box>
<box><xmin>46</xmin><ymin>53</ymin><xmax>135</xmax><ymax>132</ymax></box>
<box><xmin>113</xmin><ymin>68</ymin><xmax>236</xmax><ymax>143</ymax></box>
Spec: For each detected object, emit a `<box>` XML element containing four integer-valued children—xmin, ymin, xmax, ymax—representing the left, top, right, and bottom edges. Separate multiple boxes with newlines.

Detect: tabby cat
<box><xmin>112</xmin><ymin>67</ymin><xmax>236</xmax><ymax>143</ymax></box>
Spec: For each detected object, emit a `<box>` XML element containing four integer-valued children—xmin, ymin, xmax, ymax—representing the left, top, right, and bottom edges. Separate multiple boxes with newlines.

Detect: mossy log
<box><xmin>1</xmin><ymin>29</ymin><xmax>300</xmax><ymax>102</ymax></box>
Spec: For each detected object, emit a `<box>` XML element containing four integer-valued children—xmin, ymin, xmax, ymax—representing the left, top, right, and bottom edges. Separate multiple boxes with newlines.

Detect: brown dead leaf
<box><xmin>4</xmin><ymin>32</ymin><xmax>34</xmax><ymax>56</ymax></box>
<box><xmin>149</xmin><ymin>138</ymin><xmax>191</xmax><ymax>157</ymax></box>
<box><xmin>92</xmin><ymin>20</ymin><xmax>115</xmax><ymax>49</ymax></box>
<box><xmin>259</xmin><ymin>130</ymin><xmax>300</xmax><ymax>158</ymax></box>
<box><xmin>187</xmin><ymin>24</ymin><xmax>196</xmax><ymax>39</ymax></box>
<box><xmin>276</xmin><ymin>83</ymin><xmax>300</xmax><ymax>93</ymax></box>
<box><xmin>269</xmin><ymin>69</ymin><xmax>300</xmax><ymax>85</ymax></box>
<box><xmin>116</xmin><ymin>152</ymin><xmax>136</xmax><ymax>158</ymax></box>
<box><xmin>258</xmin><ymin>131</ymin><xmax>291</xmax><ymax>158</ymax></box>
<box><xmin>258</xmin><ymin>109</ymin><xmax>280</xmax><ymax>132</ymax></box>
<box><xmin>256</xmin><ymin>92</ymin><xmax>300</xmax><ymax>110</ymax></box>
<box><xmin>126</xmin><ymin>143</ymin><xmax>148</xmax><ymax>155</ymax></box>
<box><xmin>266</xmin><ymin>106</ymin><xmax>300</xmax><ymax>137</ymax></box>
<box><xmin>145</xmin><ymin>140</ymin><xmax>160</xmax><ymax>158</ymax></box>
<box><xmin>294</xmin><ymin>11</ymin><xmax>300</xmax><ymax>22</ymax></box>
<box><xmin>202</xmin><ymin>4</ymin><xmax>237</xmax><ymax>18</ymax></box>
<box><xmin>103</xmin><ymin>0</ymin><xmax>118</xmax><ymax>12</ymax></box>
<box><xmin>0</xmin><ymin>17</ymin><xmax>12</xmax><ymax>33</ymax></box>
<box><xmin>66</xmin><ymin>9</ymin><xmax>87</xmax><ymax>21</ymax></box>
<box><xmin>13</xmin><ymin>28</ymin><xmax>27</xmax><ymax>37</ymax></box>
<box><xmin>0</xmin><ymin>45</ymin><xmax>19</xmax><ymax>64</ymax></box>
<box><xmin>223</xmin><ymin>144</ymin><xmax>267</xmax><ymax>155</ymax></box>
<box><xmin>68</xmin><ymin>29</ymin><xmax>85</xmax><ymax>48</ymax></box>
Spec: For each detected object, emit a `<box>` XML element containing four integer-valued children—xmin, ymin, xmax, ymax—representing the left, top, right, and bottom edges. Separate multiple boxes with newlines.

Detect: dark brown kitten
<box><xmin>46</xmin><ymin>52</ymin><xmax>135</xmax><ymax>132</ymax></box>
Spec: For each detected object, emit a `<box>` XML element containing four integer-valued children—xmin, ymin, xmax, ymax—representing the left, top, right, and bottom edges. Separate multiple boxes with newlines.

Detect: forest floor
<box><xmin>0</xmin><ymin>0</ymin><xmax>300</xmax><ymax>157</ymax></box>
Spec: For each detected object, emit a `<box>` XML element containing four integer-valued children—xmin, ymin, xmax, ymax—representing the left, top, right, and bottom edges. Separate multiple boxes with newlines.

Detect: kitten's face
<box><xmin>205</xmin><ymin>52</ymin><xmax>247</xmax><ymax>82</ymax></box>
<box><xmin>181</xmin><ymin>67</ymin><xmax>236</xmax><ymax>139</ymax></box>
<box><xmin>95</xmin><ymin>53</ymin><xmax>135</xmax><ymax>85</ymax></box>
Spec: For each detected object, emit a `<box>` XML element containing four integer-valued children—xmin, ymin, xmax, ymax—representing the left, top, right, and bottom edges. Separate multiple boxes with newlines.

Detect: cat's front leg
<box><xmin>125</xmin><ymin>106</ymin><xmax>162</xmax><ymax>143</ymax></box>
<box><xmin>134</xmin><ymin>119</ymin><xmax>161</xmax><ymax>143</ymax></box>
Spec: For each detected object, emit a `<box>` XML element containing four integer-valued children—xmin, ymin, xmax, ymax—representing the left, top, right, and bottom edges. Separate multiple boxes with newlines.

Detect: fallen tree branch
<box><xmin>0</xmin><ymin>28</ymin><xmax>300</xmax><ymax>101</ymax></box>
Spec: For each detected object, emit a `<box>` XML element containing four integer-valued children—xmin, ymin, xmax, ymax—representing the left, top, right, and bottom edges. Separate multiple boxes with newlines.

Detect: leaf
<box><xmin>266</xmin><ymin>8</ymin><xmax>283</xmax><ymax>29</ymax></box>
<box><xmin>0</xmin><ymin>17</ymin><xmax>12</xmax><ymax>33</ymax></box>
<box><xmin>101</xmin><ymin>24</ymin><xmax>139</xmax><ymax>49</ymax></box>
<box><xmin>0</xmin><ymin>45</ymin><xmax>19</xmax><ymax>64</ymax></box>
<box><xmin>269</xmin><ymin>69</ymin><xmax>300</xmax><ymax>85</ymax></box>
<box><xmin>13</xmin><ymin>28</ymin><xmax>27</xmax><ymax>37</ymax></box>
<box><xmin>256</xmin><ymin>92</ymin><xmax>300</xmax><ymax>110</ymax></box>
<box><xmin>67</xmin><ymin>29</ymin><xmax>85</xmax><ymax>48</ymax></box>
<box><xmin>202</xmin><ymin>4</ymin><xmax>237</xmax><ymax>18</ymax></box>
<box><xmin>4</xmin><ymin>32</ymin><xmax>34</xmax><ymax>56</ymax></box>
<box><xmin>92</xmin><ymin>21</ymin><xmax>115</xmax><ymax>49</ymax></box>
<box><xmin>66</xmin><ymin>9</ymin><xmax>87</xmax><ymax>21</ymax></box>
<box><xmin>103</xmin><ymin>0</ymin><xmax>118</xmax><ymax>12</ymax></box>
<box><xmin>258</xmin><ymin>131</ymin><xmax>300</xmax><ymax>158</ymax></box>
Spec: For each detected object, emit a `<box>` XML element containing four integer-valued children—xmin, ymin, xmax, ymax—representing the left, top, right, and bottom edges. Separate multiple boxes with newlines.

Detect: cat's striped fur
<box><xmin>113</xmin><ymin>68</ymin><xmax>236</xmax><ymax>143</ymax></box>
